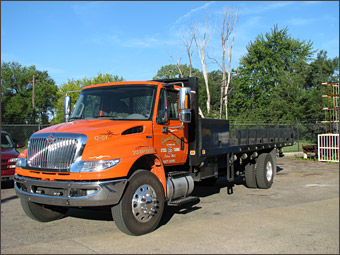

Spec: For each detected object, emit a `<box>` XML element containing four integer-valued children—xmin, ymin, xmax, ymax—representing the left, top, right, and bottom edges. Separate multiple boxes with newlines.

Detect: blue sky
<box><xmin>1</xmin><ymin>1</ymin><xmax>339</xmax><ymax>86</ymax></box>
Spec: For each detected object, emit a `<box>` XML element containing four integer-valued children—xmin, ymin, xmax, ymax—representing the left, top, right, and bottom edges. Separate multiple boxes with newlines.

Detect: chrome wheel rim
<box><xmin>266</xmin><ymin>161</ymin><xmax>273</xmax><ymax>181</ymax></box>
<box><xmin>132</xmin><ymin>184</ymin><xmax>158</xmax><ymax>223</ymax></box>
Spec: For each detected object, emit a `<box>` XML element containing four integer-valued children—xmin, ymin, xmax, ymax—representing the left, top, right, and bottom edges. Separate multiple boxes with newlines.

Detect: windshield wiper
<box><xmin>69</xmin><ymin>117</ymin><xmax>83</xmax><ymax>120</ymax></box>
<box><xmin>93</xmin><ymin>115</ymin><xmax>114</xmax><ymax>118</ymax></box>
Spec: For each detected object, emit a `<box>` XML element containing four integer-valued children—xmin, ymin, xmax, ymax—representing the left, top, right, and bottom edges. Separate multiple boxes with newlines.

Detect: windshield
<box><xmin>1</xmin><ymin>133</ymin><xmax>15</xmax><ymax>149</ymax></box>
<box><xmin>69</xmin><ymin>85</ymin><xmax>156</xmax><ymax>121</ymax></box>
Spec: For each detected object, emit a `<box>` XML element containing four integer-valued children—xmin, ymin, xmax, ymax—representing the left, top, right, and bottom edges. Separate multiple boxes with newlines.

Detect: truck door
<box><xmin>153</xmin><ymin>88</ymin><xmax>188</xmax><ymax>166</ymax></box>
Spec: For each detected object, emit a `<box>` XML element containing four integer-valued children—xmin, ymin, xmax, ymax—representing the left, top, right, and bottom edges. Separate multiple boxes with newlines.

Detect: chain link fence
<box><xmin>2</xmin><ymin>124</ymin><xmax>50</xmax><ymax>145</ymax></box>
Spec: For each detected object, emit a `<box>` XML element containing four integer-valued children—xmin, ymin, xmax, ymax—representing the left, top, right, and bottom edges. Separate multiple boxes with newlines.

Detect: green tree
<box><xmin>204</xmin><ymin>70</ymin><xmax>223</xmax><ymax>118</ymax></box>
<box><xmin>268</xmin><ymin>50</ymin><xmax>339</xmax><ymax>123</ymax></box>
<box><xmin>153</xmin><ymin>64</ymin><xmax>202</xmax><ymax>80</ymax></box>
<box><xmin>1</xmin><ymin>61</ymin><xmax>58</xmax><ymax>124</ymax></box>
<box><xmin>230</xmin><ymin>25</ymin><xmax>315</xmax><ymax>122</ymax></box>
<box><xmin>52</xmin><ymin>73</ymin><xmax>123</xmax><ymax>124</ymax></box>
<box><xmin>153</xmin><ymin>64</ymin><xmax>207</xmax><ymax>116</ymax></box>
<box><xmin>305</xmin><ymin>50</ymin><xmax>339</xmax><ymax>88</ymax></box>
<box><xmin>302</xmin><ymin>50</ymin><xmax>339</xmax><ymax>121</ymax></box>
<box><xmin>154</xmin><ymin>64</ymin><xmax>227</xmax><ymax>118</ymax></box>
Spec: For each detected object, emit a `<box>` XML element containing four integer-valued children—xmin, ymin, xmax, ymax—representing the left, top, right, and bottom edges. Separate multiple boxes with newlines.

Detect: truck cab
<box><xmin>15</xmin><ymin>79</ymin><xmax>196</xmax><ymax>235</ymax></box>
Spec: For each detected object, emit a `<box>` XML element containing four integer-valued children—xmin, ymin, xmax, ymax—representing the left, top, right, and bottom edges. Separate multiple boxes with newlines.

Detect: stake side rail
<box><xmin>189</xmin><ymin>118</ymin><xmax>294</xmax><ymax>166</ymax></box>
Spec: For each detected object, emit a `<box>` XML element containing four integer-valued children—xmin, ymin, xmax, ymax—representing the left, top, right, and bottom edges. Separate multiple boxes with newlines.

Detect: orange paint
<box><xmin>150</xmin><ymin>157</ymin><xmax>167</xmax><ymax>197</ymax></box>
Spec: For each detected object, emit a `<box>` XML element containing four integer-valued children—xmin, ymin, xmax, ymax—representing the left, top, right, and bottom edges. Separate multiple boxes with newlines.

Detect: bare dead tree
<box><xmin>192</xmin><ymin>17</ymin><xmax>215</xmax><ymax>115</ymax></box>
<box><xmin>182</xmin><ymin>28</ymin><xmax>205</xmax><ymax>118</ymax></box>
<box><xmin>181</xmin><ymin>30</ymin><xmax>194</xmax><ymax>77</ymax></box>
<box><xmin>222</xmin><ymin>8</ymin><xmax>238</xmax><ymax>119</ymax></box>
<box><xmin>170</xmin><ymin>55</ymin><xmax>184</xmax><ymax>78</ymax></box>
<box><xmin>208</xmin><ymin>8</ymin><xmax>238</xmax><ymax>119</ymax></box>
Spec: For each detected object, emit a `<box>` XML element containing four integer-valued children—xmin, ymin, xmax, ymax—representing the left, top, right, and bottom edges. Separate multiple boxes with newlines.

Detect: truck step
<box><xmin>167</xmin><ymin>196</ymin><xmax>200</xmax><ymax>207</ymax></box>
<box><xmin>167</xmin><ymin>171</ymin><xmax>189</xmax><ymax>178</ymax></box>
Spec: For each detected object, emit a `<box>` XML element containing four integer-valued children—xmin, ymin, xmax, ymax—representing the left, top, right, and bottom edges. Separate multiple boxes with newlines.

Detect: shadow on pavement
<box><xmin>66</xmin><ymin>206</ymin><xmax>113</xmax><ymax>221</ymax></box>
<box><xmin>1</xmin><ymin>195</ymin><xmax>18</xmax><ymax>204</ymax></box>
<box><xmin>61</xmin><ymin>165</ymin><xmax>287</xmax><ymax>224</ymax></box>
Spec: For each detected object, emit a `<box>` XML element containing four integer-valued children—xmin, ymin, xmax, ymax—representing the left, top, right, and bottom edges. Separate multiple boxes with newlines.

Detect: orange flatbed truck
<box><xmin>15</xmin><ymin>77</ymin><xmax>294</xmax><ymax>235</ymax></box>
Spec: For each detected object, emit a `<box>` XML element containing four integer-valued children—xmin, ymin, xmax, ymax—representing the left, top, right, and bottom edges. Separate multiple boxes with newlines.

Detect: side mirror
<box><xmin>64</xmin><ymin>96</ymin><xmax>71</xmax><ymax>122</ymax></box>
<box><xmin>179</xmin><ymin>87</ymin><xmax>191</xmax><ymax>123</ymax></box>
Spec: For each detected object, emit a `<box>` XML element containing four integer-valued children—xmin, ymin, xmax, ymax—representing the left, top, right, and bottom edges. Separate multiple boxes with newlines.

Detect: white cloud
<box><xmin>124</xmin><ymin>36</ymin><xmax>159</xmax><ymax>48</ymax></box>
<box><xmin>72</xmin><ymin>1</ymin><xmax>106</xmax><ymax>16</ymax></box>
<box><xmin>72</xmin><ymin>1</ymin><xmax>107</xmax><ymax>27</ymax></box>
<box><xmin>288</xmin><ymin>17</ymin><xmax>316</xmax><ymax>26</ymax></box>
<box><xmin>91</xmin><ymin>31</ymin><xmax>178</xmax><ymax>49</ymax></box>
<box><xmin>174</xmin><ymin>1</ymin><xmax>216</xmax><ymax>25</ymax></box>
<box><xmin>239</xmin><ymin>1</ymin><xmax>293</xmax><ymax>16</ymax></box>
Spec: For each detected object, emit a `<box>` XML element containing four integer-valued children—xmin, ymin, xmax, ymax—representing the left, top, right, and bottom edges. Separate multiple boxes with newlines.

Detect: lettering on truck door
<box><xmin>153</xmin><ymin>88</ymin><xmax>188</xmax><ymax>165</ymax></box>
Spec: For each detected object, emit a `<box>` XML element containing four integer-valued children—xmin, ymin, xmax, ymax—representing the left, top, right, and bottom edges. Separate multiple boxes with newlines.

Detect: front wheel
<box><xmin>111</xmin><ymin>170</ymin><xmax>165</xmax><ymax>236</ymax></box>
<box><xmin>255</xmin><ymin>153</ymin><xmax>274</xmax><ymax>189</ymax></box>
<box><xmin>20</xmin><ymin>199</ymin><xmax>68</xmax><ymax>222</ymax></box>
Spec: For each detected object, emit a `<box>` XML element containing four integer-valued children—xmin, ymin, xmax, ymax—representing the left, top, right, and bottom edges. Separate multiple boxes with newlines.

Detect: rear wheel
<box><xmin>255</xmin><ymin>153</ymin><xmax>274</xmax><ymax>189</ymax></box>
<box><xmin>20</xmin><ymin>199</ymin><xmax>68</xmax><ymax>222</ymax></box>
<box><xmin>111</xmin><ymin>170</ymin><xmax>165</xmax><ymax>236</ymax></box>
<box><xmin>244</xmin><ymin>161</ymin><xmax>257</xmax><ymax>188</ymax></box>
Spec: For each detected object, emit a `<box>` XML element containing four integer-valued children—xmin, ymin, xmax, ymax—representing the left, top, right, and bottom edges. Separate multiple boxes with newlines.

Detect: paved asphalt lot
<box><xmin>1</xmin><ymin>157</ymin><xmax>339</xmax><ymax>254</ymax></box>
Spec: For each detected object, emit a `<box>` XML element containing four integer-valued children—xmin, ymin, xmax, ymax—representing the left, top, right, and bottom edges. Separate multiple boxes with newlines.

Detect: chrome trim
<box><xmin>166</xmin><ymin>174</ymin><xmax>194</xmax><ymax>201</ymax></box>
<box><xmin>70</xmin><ymin>157</ymin><xmax>86</xmax><ymax>173</ymax></box>
<box><xmin>14</xmin><ymin>174</ymin><xmax>127</xmax><ymax>207</ymax></box>
<box><xmin>16</xmin><ymin>157</ymin><xmax>27</xmax><ymax>168</ymax></box>
<box><xmin>179</xmin><ymin>87</ymin><xmax>191</xmax><ymax>111</ymax></box>
<box><xmin>132</xmin><ymin>184</ymin><xmax>157</xmax><ymax>223</ymax></box>
<box><xmin>26</xmin><ymin>133</ymin><xmax>87</xmax><ymax>171</ymax></box>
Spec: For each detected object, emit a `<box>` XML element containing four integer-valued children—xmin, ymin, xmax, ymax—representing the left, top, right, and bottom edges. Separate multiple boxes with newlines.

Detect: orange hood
<box><xmin>36</xmin><ymin>120</ymin><xmax>154</xmax><ymax>161</ymax></box>
<box><xmin>37</xmin><ymin>119</ymin><xmax>147</xmax><ymax>137</ymax></box>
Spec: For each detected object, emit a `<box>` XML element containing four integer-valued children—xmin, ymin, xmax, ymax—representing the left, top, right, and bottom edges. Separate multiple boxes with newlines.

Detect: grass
<box><xmin>290</xmin><ymin>157</ymin><xmax>339</xmax><ymax>164</ymax></box>
<box><xmin>290</xmin><ymin>157</ymin><xmax>317</xmax><ymax>162</ymax></box>
<box><xmin>282</xmin><ymin>140</ymin><xmax>315</xmax><ymax>153</ymax></box>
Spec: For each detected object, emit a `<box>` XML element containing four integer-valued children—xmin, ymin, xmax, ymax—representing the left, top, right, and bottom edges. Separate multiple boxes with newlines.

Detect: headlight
<box><xmin>81</xmin><ymin>159</ymin><xmax>120</xmax><ymax>172</ymax></box>
<box><xmin>9</xmin><ymin>158</ymin><xmax>18</xmax><ymax>163</ymax></box>
<box><xmin>16</xmin><ymin>158</ymin><xmax>26</xmax><ymax>168</ymax></box>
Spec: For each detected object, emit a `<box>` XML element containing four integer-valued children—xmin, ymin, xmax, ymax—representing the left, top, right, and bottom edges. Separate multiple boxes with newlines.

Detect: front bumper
<box><xmin>14</xmin><ymin>174</ymin><xmax>127</xmax><ymax>207</ymax></box>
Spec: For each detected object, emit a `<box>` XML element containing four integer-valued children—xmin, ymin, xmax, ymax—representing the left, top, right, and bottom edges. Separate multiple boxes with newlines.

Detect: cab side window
<box><xmin>157</xmin><ymin>89</ymin><xmax>168</xmax><ymax>124</ymax></box>
<box><xmin>167</xmin><ymin>90</ymin><xmax>179</xmax><ymax>120</ymax></box>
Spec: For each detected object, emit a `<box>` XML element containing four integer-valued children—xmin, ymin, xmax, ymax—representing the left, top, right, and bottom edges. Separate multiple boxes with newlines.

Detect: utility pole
<box><xmin>31</xmin><ymin>75</ymin><xmax>40</xmax><ymax>124</ymax></box>
<box><xmin>32</xmin><ymin>75</ymin><xmax>36</xmax><ymax>124</ymax></box>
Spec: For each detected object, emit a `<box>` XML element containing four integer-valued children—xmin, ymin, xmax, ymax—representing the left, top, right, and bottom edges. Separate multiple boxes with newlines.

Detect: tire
<box><xmin>244</xmin><ymin>161</ymin><xmax>257</xmax><ymax>188</ymax></box>
<box><xmin>111</xmin><ymin>170</ymin><xmax>165</xmax><ymax>236</ymax></box>
<box><xmin>255</xmin><ymin>153</ymin><xmax>274</xmax><ymax>189</ymax></box>
<box><xmin>20</xmin><ymin>199</ymin><xmax>68</xmax><ymax>222</ymax></box>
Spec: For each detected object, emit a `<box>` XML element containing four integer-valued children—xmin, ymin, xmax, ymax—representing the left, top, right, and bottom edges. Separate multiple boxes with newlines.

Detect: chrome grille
<box><xmin>27</xmin><ymin>133</ymin><xmax>87</xmax><ymax>171</ymax></box>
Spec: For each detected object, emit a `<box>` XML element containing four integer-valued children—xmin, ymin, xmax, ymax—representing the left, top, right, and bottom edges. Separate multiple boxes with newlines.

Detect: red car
<box><xmin>1</xmin><ymin>130</ymin><xmax>24</xmax><ymax>182</ymax></box>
